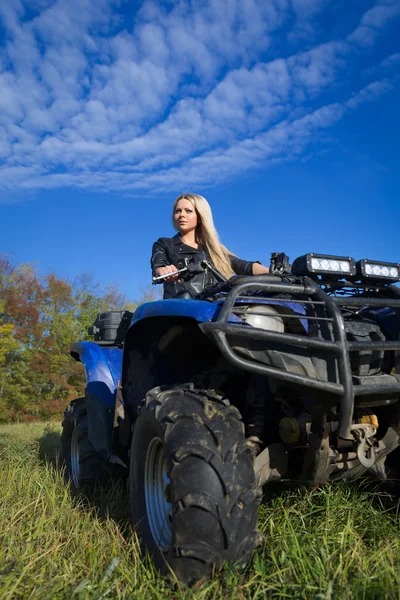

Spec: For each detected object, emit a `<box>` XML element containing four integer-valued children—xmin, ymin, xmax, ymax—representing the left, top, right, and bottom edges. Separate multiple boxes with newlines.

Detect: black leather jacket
<box><xmin>151</xmin><ymin>234</ymin><xmax>259</xmax><ymax>299</ymax></box>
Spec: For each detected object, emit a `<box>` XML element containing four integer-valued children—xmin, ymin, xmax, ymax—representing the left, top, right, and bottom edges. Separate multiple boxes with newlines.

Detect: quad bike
<box><xmin>60</xmin><ymin>251</ymin><xmax>400</xmax><ymax>583</ymax></box>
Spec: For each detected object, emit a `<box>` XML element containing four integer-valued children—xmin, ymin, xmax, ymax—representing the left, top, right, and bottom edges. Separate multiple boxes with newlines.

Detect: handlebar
<box><xmin>152</xmin><ymin>253</ymin><xmax>292</xmax><ymax>287</ymax></box>
<box><xmin>152</xmin><ymin>265</ymin><xmax>190</xmax><ymax>282</ymax></box>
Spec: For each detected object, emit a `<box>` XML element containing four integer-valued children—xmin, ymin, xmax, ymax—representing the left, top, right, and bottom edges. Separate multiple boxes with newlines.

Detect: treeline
<box><xmin>0</xmin><ymin>254</ymin><xmax>158</xmax><ymax>422</ymax></box>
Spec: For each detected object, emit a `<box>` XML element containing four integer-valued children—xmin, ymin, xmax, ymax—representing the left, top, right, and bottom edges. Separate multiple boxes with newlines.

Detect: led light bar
<box><xmin>292</xmin><ymin>253</ymin><xmax>357</xmax><ymax>277</ymax></box>
<box><xmin>357</xmin><ymin>259</ymin><xmax>400</xmax><ymax>282</ymax></box>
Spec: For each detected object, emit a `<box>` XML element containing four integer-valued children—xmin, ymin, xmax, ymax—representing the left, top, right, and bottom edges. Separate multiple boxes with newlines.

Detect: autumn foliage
<box><xmin>0</xmin><ymin>254</ymin><xmax>156</xmax><ymax>422</ymax></box>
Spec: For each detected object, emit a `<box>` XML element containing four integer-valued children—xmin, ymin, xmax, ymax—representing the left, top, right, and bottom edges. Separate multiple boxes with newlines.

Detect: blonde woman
<box><xmin>151</xmin><ymin>193</ymin><xmax>269</xmax><ymax>299</ymax></box>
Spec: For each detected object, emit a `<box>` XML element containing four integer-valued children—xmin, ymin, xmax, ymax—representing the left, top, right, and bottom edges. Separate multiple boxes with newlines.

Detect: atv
<box><xmin>60</xmin><ymin>251</ymin><xmax>400</xmax><ymax>583</ymax></box>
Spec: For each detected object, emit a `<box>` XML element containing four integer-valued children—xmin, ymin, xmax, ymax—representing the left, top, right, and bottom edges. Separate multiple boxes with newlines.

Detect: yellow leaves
<box><xmin>0</xmin><ymin>322</ymin><xmax>19</xmax><ymax>366</ymax></box>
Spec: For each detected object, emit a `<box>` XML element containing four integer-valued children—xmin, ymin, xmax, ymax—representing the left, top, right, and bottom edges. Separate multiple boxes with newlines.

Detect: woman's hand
<box><xmin>155</xmin><ymin>265</ymin><xmax>180</xmax><ymax>282</ymax></box>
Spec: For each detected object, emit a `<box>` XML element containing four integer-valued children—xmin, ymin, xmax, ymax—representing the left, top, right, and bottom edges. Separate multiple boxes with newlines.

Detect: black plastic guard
<box><xmin>86</xmin><ymin>386</ymin><xmax>114</xmax><ymax>460</ymax></box>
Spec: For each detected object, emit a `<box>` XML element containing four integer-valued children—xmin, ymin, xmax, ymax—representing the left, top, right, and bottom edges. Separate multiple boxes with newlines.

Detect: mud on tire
<box><xmin>60</xmin><ymin>397</ymin><xmax>108</xmax><ymax>489</ymax></box>
<box><xmin>129</xmin><ymin>384</ymin><xmax>262</xmax><ymax>584</ymax></box>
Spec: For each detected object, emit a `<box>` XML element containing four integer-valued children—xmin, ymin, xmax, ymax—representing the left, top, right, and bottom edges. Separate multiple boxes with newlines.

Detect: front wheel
<box><xmin>129</xmin><ymin>385</ymin><xmax>262</xmax><ymax>583</ymax></box>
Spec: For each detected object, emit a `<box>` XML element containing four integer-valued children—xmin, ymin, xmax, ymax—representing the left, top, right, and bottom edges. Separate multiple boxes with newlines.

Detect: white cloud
<box><xmin>288</xmin><ymin>41</ymin><xmax>349</xmax><ymax>94</ymax></box>
<box><xmin>0</xmin><ymin>0</ymin><xmax>398</xmax><ymax>198</ymax></box>
<box><xmin>347</xmin><ymin>0</ymin><xmax>400</xmax><ymax>47</ymax></box>
<box><xmin>291</xmin><ymin>0</ymin><xmax>329</xmax><ymax>19</ymax></box>
<box><xmin>345</xmin><ymin>79</ymin><xmax>393</xmax><ymax>109</ymax></box>
<box><xmin>288</xmin><ymin>0</ymin><xmax>332</xmax><ymax>39</ymax></box>
<box><xmin>380</xmin><ymin>52</ymin><xmax>400</xmax><ymax>68</ymax></box>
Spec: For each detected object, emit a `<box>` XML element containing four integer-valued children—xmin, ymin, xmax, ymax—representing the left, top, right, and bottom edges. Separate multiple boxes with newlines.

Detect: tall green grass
<box><xmin>1</xmin><ymin>422</ymin><xmax>400</xmax><ymax>599</ymax></box>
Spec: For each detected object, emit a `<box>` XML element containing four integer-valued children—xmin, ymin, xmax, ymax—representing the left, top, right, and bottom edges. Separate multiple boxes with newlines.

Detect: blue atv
<box><xmin>60</xmin><ymin>252</ymin><xmax>400</xmax><ymax>583</ymax></box>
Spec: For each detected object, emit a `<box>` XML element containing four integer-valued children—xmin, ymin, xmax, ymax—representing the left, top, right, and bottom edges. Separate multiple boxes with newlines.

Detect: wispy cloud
<box><xmin>347</xmin><ymin>0</ymin><xmax>400</xmax><ymax>46</ymax></box>
<box><xmin>346</xmin><ymin>79</ymin><xmax>393</xmax><ymax>109</ymax></box>
<box><xmin>288</xmin><ymin>0</ymin><xmax>332</xmax><ymax>39</ymax></box>
<box><xmin>380</xmin><ymin>52</ymin><xmax>400</xmax><ymax>68</ymax></box>
<box><xmin>0</xmin><ymin>0</ymin><xmax>399</xmax><ymax>198</ymax></box>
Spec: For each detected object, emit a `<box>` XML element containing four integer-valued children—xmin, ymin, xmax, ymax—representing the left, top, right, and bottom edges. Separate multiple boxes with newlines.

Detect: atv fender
<box><xmin>70</xmin><ymin>342</ymin><xmax>123</xmax><ymax>458</ymax></box>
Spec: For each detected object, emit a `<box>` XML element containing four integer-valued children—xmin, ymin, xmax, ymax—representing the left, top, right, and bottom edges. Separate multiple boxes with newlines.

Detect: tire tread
<box><xmin>132</xmin><ymin>383</ymin><xmax>262</xmax><ymax>582</ymax></box>
<box><xmin>60</xmin><ymin>398</ymin><xmax>108</xmax><ymax>489</ymax></box>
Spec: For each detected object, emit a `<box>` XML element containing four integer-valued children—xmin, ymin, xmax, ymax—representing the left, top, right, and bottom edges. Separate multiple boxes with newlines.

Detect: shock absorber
<box><xmin>245</xmin><ymin>375</ymin><xmax>269</xmax><ymax>451</ymax></box>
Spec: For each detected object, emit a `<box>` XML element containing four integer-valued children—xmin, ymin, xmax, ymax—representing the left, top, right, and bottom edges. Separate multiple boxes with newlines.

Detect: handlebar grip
<box><xmin>152</xmin><ymin>266</ymin><xmax>187</xmax><ymax>283</ymax></box>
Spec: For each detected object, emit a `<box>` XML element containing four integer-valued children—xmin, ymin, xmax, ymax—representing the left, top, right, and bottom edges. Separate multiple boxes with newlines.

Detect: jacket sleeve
<box><xmin>229</xmin><ymin>255</ymin><xmax>261</xmax><ymax>276</ymax></box>
<box><xmin>151</xmin><ymin>239</ymin><xmax>170</xmax><ymax>274</ymax></box>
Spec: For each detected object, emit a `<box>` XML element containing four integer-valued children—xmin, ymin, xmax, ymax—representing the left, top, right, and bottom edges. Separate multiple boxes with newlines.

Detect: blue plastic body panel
<box><xmin>131</xmin><ymin>299</ymin><xmax>223</xmax><ymax>324</ymax></box>
<box><xmin>70</xmin><ymin>300</ymin><xmax>306</xmax><ymax>410</ymax></box>
<box><xmin>71</xmin><ymin>304</ymin><xmax>399</xmax><ymax>412</ymax></box>
<box><xmin>70</xmin><ymin>342</ymin><xmax>122</xmax><ymax>407</ymax></box>
<box><xmin>131</xmin><ymin>298</ymin><xmax>307</xmax><ymax>329</ymax></box>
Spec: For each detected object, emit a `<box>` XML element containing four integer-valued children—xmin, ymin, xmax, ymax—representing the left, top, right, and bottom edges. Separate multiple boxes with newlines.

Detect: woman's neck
<box><xmin>180</xmin><ymin>230</ymin><xmax>198</xmax><ymax>248</ymax></box>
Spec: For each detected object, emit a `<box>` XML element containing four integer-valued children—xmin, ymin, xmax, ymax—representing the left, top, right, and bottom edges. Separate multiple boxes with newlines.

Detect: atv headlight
<box><xmin>292</xmin><ymin>254</ymin><xmax>356</xmax><ymax>277</ymax></box>
<box><xmin>242</xmin><ymin>305</ymin><xmax>284</xmax><ymax>333</ymax></box>
<box><xmin>358</xmin><ymin>259</ymin><xmax>400</xmax><ymax>282</ymax></box>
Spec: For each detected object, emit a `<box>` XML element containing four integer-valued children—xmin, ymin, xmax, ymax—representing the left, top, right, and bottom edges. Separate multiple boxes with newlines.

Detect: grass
<box><xmin>1</xmin><ymin>423</ymin><xmax>400</xmax><ymax>599</ymax></box>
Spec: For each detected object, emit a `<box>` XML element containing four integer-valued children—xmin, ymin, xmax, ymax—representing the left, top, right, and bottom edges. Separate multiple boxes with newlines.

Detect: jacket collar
<box><xmin>172</xmin><ymin>233</ymin><xmax>182</xmax><ymax>244</ymax></box>
<box><xmin>172</xmin><ymin>233</ymin><xmax>204</xmax><ymax>253</ymax></box>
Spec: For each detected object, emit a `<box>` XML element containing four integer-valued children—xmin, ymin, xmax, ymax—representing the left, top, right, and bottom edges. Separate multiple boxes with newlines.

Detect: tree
<box><xmin>0</xmin><ymin>255</ymin><xmax>161</xmax><ymax>422</ymax></box>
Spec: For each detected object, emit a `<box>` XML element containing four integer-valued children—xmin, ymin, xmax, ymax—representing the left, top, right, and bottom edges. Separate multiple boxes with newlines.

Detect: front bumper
<box><xmin>202</xmin><ymin>276</ymin><xmax>400</xmax><ymax>442</ymax></box>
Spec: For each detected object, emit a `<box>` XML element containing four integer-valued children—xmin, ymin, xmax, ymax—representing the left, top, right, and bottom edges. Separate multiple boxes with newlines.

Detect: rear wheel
<box><xmin>129</xmin><ymin>384</ymin><xmax>262</xmax><ymax>583</ymax></box>
<box><xmin>60</xmin><ymin>398</ymin><xmax>108</xmax><ymax>489</ymax></box>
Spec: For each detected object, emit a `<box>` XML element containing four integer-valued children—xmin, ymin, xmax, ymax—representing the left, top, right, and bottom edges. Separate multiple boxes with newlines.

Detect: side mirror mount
<box><xmin>270</xmin><ymin>252</ymin><xmax>292</xmax><ymax>275</ymax></box>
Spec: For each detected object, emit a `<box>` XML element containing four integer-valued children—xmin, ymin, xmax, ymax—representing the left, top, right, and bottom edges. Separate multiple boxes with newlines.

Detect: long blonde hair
<box><xmin>172</xmin><ymin>193</ymin><xmax>234</xmax><ymax>279</ymax></box>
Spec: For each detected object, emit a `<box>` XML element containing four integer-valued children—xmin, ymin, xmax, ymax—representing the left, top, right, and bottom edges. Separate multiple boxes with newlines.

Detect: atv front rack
<box><xmin>202</xmin><ymin>276</ymin><xmax>400</xmax><ymax>442</ymax></box>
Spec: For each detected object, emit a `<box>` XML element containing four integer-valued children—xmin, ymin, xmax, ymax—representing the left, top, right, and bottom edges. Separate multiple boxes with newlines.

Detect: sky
<box><xmin>0</xmin><ymin>0</ymin><xmax>399</xmax><ymax>300</ymax></box>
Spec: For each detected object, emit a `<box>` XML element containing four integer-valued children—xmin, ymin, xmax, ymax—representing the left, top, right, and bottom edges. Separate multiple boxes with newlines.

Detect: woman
<box><xmin>151</xmin><ymin>193</ymin><xmax>269</xmax><ymax>299</ymax></box>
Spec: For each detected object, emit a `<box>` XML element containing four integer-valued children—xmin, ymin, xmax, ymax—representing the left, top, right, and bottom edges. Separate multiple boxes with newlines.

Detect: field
<box><xmin>1</xmin><ymin>422</ymin><xmax>400</xmax><ymax>599</ymax></box>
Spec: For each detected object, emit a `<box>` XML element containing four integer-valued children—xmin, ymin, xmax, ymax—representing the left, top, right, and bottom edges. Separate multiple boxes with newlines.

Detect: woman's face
<box><xmin>174</xmin><ymin>198</ymin><xmax>198</xmax><ymax>235</ymax></box>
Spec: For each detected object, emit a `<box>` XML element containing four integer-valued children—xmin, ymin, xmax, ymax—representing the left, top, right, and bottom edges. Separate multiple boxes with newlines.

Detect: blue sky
<box><xmin>0</xmin><ymin>0</ymin><xmax>399</xmax><ymax>300</ymax></box>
